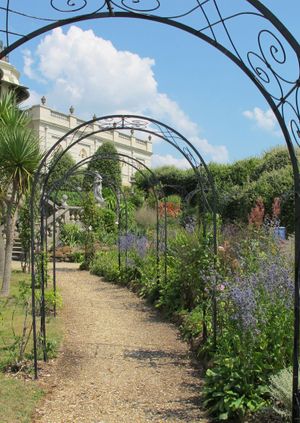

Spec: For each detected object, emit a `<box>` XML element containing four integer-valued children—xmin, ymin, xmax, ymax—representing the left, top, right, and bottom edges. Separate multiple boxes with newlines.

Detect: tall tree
<box><xmin>47</xmin><ymin>149</ymin><xmax>78</xmax><ymax>192</ymax></box>
<box><xmin>0</xmin><ymin>171</ymin><xmax>6</xmax><ymax>277</ymax></box>
<box><xmin>0</xmin><ymin>92</ymin><xmax>41</xmax><ymax>296</ymax></box>
<box><xmin>84</xmin><ymin>142</ymin><xmax>122</xmax><ymax>191</ymax></box>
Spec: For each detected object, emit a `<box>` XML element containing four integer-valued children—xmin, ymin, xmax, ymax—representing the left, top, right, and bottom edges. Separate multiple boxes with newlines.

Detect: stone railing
<box><xmin>45</xmin><ymin>199</ymin><xmax>82</xmax><ymax>247</ymax></box>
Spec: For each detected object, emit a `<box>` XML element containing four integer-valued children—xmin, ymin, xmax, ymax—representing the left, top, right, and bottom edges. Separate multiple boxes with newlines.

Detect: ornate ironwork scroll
<box><xmin>0</xmin><ymin>2</ymin><xmax>298</xmax><ymax>161</ymax></box>
<box><xmin>1</xmin><ymin>1</ymin><xmax>299</xmax><ymax>419</ymax></box>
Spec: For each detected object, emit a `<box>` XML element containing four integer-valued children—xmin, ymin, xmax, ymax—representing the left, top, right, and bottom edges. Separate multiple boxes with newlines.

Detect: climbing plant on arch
<box><xmin>1</xmin><ymin>1</ymin><xmax>299</xmax><ymax>419</ymax></box>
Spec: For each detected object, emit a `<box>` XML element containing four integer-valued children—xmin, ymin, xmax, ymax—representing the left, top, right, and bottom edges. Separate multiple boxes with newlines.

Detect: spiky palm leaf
<box><xmin>0</xmin><ymin>92</ymin><xmax>41</xmax><ymax>296</ymax></box>
<box><xmin>0</xmin><ymin>91</ymin><xmax>29</xmax><ymax>128</ymax></box>
<box><xmin>0</xmin><ymin>126</ymin><xmax>41</xmax><ymax>193</ymax></box>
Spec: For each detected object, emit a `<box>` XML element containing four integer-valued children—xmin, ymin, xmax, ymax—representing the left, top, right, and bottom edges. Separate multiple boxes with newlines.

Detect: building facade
<box><xmin>27</xmin><ymin>104</ymin><xmax>152</xmax><ymax>186</ymax></box>
<box><xmin>0</xmin><ymin>57</ymin><xmax>152</xmax><ymax>186</ymax></box>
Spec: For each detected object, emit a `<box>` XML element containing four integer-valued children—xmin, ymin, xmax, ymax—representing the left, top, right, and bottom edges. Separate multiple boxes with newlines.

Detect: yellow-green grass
<box><xmin>0</xmin><ymin>269</ymin><xmax>63</xmax><ymax>422</ymax></box>
<box><xmin>0</xmin><ymin>373</ymin><xmax>44</xmax><ymax>423</ymax></box>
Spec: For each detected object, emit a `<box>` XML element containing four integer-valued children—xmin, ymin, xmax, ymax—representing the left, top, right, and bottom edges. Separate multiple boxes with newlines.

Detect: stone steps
<box><xmin>12</xmin><ymin>237</ymin><xmax>24</xmax><ymax>261</ymax></box>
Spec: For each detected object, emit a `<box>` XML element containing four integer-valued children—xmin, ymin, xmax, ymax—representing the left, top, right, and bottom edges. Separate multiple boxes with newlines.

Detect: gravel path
<box><xmin>33</xmin><ymin>263</ymin><xmax>208</xmax><ymax>423</ymax></box>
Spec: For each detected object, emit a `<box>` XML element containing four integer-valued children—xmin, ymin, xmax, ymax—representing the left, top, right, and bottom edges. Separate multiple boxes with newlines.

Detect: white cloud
<box><xmin>22</xmin><ymin>49</ymin><xmax>46</xmax><ymax>83</ymax></box>
<box><xmin>151</xmin><ymin>154</ymin><xmax>189</xmax><ymax>169</ymax></box>
<box><xmin>23</xmin><ymin>26</ymin><xmax>229</xmax><ymax>164</ymax></box>
<box><xmin>23</xmin><ymin>49</ymin><xmax>34</xmax><ymax>78</ymax></box>
<box><xmin>191</xmin><ymin>136</ymin><xmax>229</xmax><ymax>163</ymax></box>
<box><xmin>22</xmin><ymin>89</ymin><xmax>42</xmax><ymax>108</ymax></box>
<box><xmin>243</xmin><ymin>107</ymin><xmax>282</xmax><ymax>137</ymax></box>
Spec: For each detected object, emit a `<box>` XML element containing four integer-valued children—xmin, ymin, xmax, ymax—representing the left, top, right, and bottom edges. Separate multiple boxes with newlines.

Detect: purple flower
<box><xmin>136</xmin><ymin>236</ymin><xmax>148</xmax><ymax>258</ymax></box>
<box><xmin>119</xmin><ymin>232</ymin><xmax>135</xmax><ymax>252</ymax></box>
<box><xmin>223</xmin><ymin>254</ymin><xmax>293</xmax><ymax>331</ymax></box>
<box><xmin>227</xmin><ymin>285</ymin><xmax>257</xmax><ymax>330</ymax></box>
<box><xmin>120</xmin><ymin>232</ymin><xmax>149</xmax><ymax>258</ymax></box>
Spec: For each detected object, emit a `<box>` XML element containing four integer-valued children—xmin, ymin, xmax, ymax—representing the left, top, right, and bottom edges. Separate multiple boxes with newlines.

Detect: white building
<box><xmin>0</xmin><ymin>57</ymin><xmax>152</xmax><ymax>186</ymax></box>
<box><xmin>0</xmin><ymin>56</ymin><xmax>29</xmax><ymax>103</ymax></box>
<box><xmin>27</xmin><ymin>103</ymin><xmax>153</xmax><ymax>186</ymax></box>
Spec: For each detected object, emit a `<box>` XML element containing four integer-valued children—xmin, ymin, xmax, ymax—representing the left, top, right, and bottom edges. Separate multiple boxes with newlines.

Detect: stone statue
<box><xmin>61</xmin><ymin>194</ymin><xmax>68</xmax><ymax>208</ymax></box>
<box><xmin>93</xmin><ymin>172</ymin><xmax>105</xmax><ymax>206</ymax></box>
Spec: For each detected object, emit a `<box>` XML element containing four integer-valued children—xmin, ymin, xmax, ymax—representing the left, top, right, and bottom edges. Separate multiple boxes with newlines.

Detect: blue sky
<box><xmin>4</xmin><ymin>0</ymin><xmax>300</xmax><ymax>167</ymax></box>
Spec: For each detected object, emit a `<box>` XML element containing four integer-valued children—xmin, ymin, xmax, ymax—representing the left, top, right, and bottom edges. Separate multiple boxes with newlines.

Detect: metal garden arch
<box><xmin>45</xmin><ymin>150</ymin><xmax>213</xmax><ymax>282</ymax></box>
<box><xmin>45</xmin><ymin>169</ymin><xmax>130</xmax><ymax>314</ymax></box>
<box><xmin>0</xmin><ymin>1</ymin><xmax>299</xmax><ymax>419</ymax></box>
<box><xmin>43</xmin><ymin>152</ymin><xmax>163</xmax><ymax>277</ymax></box>
<box><xmin>33</xmin><ymin>117</ymin><xmax>216</xmax><ymax>378</ymax></box>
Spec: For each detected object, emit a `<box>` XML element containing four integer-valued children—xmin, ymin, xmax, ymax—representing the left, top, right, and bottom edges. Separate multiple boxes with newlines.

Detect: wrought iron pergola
<box><xmin>0</xmin><ymin>1</ymin><xmax>299</xmax><ymax>420</ymax></box>
<box><xmin>32</xmin><ymin>114</ymin><xmax>216</xmax><ymax>374</ymax></box>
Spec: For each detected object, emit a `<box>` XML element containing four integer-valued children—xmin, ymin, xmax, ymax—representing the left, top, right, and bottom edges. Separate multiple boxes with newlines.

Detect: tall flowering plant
<box><xmin>158</xmin><ymin>201</ymin><xmax>181</xmax><ymax>218</ymax></box>
<box><xmin>204</xmin><ymin>225</ymin><xmax>294</xmax><ymax>421</ymax></box>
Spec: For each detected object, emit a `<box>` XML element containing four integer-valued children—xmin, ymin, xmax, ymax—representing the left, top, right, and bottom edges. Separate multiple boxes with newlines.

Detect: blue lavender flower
<box><xmin>119</xmin><ymin>232</ymin><xmax>135</xmax><ymax>252</ymax></box>
<box><xmin>120</xmin><ymin>232</ymin><xmax>149</xmax><ymax>258</ymax></box>
<box><xmin>227</xmin><ymin>285</ymin><xmax>257</xmax><ymax>330</ymax></box>
<box><xmin>224</xmin><ymin>254</ymin><xmax>293</xmax><ymax>331</ymax></box>
<box><xmin>136</xmin><ymin>235</ymin><xmax>148</xmax><ymax>258</ymax></box>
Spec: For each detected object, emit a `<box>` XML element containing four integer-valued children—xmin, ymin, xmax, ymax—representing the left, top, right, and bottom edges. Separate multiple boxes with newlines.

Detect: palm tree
<box><xmin>0</xmin><ymin>183</ymin><xmax>5</xmax><ymax>278</ymax></box>
<box><xmin>0</xmin><ymin>92</ymin><xmax>41</xmax><ymax>296</ymax></box>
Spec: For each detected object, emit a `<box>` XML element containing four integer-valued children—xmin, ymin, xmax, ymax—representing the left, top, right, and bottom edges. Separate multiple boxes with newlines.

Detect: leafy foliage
<box><xmin>60</xmin><ymin>223</ymin><xmax>83</xmax><ymax>247</ymax></box>
<box><xmin>204</xmin><ymin>356</ymin><xmax>268</xmax><ymax>420</ymax></box>
<box><xmin>268</xmin><ymin>367</ymin><xmax>292</xmax><ymax>420</ymax></box>
<box><xmin>81</xmin><ymin>192</ymin><xmax>117</xmax><ymax>236</ymax></box>
<box><xmin>135</xmin><ymin>147</ymin><xmax>295</xmax><ymax>233</ymax></box>
<box><xmin>88</xmin><ymin>218</ymin><xmax>294</xmax><ymax>421</ymax></box>
<box><xmin>0</xmin><ymin>93</ymin><xmax>41</xmax><ymax>296</ymax></box>
<box><xmin>84</xmin><ymin>141</ymin><xmax>122</xmax><ymax>190</ymax></box>
<box><xmin>46</xmin><ymin>150</ymin><xmax>81</xmax><ymax>196</ymax></box>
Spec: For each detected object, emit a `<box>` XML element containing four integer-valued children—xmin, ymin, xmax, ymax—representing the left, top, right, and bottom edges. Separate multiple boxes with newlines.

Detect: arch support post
<box><xmin>40</xmin><ymin>201</ymin><xmax>47</xmax><ymax>363</ymax></box>
<box><xmin>293</xmin><ymin>189</ymin><xmax>300</xmax><ymax>422</ymax></box>
<box><xmin>30</xmin><ymin>187</ymin><xmax>38</xmax><ymax>379</ymax></box>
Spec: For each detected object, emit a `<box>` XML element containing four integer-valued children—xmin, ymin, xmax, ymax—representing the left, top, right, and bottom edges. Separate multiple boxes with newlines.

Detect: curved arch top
<box><xmin>1</xmin><ymin>2</ymin><xmax>300</xmax><ymax>420</ymax></box>
<box><xmin>0</xmin><ymin>1</ymin><xmax>299</xmax><ymax>159</ymax></box>
<box><xmin>1</xmin><ymin>3</ymin><xmax>298</xmax><ymax>211</ymax></box>
<box><xmin>36</xmin><ymin>114</ymin><xmax>215</xmax><ymax>214</ymax></box>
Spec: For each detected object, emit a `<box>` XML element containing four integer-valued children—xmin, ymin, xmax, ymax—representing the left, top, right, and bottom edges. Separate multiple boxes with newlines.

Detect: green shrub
<box><xmin>166</xmin><ymin>194</ymin><xmax>181</xmax><ymax>205</ymax></box>
<box><xmin>44</xmin><ymin>289</ymin><xmax>63</xmax><ymax>314</ymax></box>
<box><xmin>156</xmin><ymin>229</ymin><xmax>214</xmax><ymax>313</ymax></box>
<box><xmin>128</xmin><ymin>188</ymin><xmax>144</xmax><ymax>208</ymax></box>
<box><xmin>55</xmin><ymin>190</ymin><xmax>82</xmax><ymax>206</ymax></box>
<box><xmin>97</xmin><ymin>208</ymin><xmax>117</xmax><ymax>233</ymax></box>
<box><xmin>90</xmin><ymin>250</ymin><xmax>120</xmax><ymax>282</ymax></box>
<box><xmin>83</xmin><ymin>141</ymin><xmax>122</xmax><ymax>190</ymax></box>
<box><xmin>70</xmin><ymin>251</ymin><xmax>84</xmax><ymax>263</ymax></box>
<box><xmin>179</xmin><ymin>306</ymin><xmax>203</xmax><ymax>342</ymax></box>
<box><xmin>203</xmin><ymin>229</ymin><xmax>293</xmax><ymax>421</ymax></box>
<box><xmin>204</xmin><ymin>356</ymin><xmax>268</xmax><ymax>421</ymax></box>
<box><xmin>268</xmin><ymin>367</ymin><xmax>292</xmax><ymax>420</ymax></box>
<box><xmin>35</xmin><ymin>289</ymin><xmax>63</xmax><ymax>315</ymax></box>
<box><xmin>60</xmin><ymin>223</ymin><xmax>83</xmax><ymax>247</ymax></box>
<box><xmin>47</xmin><ymin>150</ymin><xmax>81</xmax><ymax>193</ymax></box>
